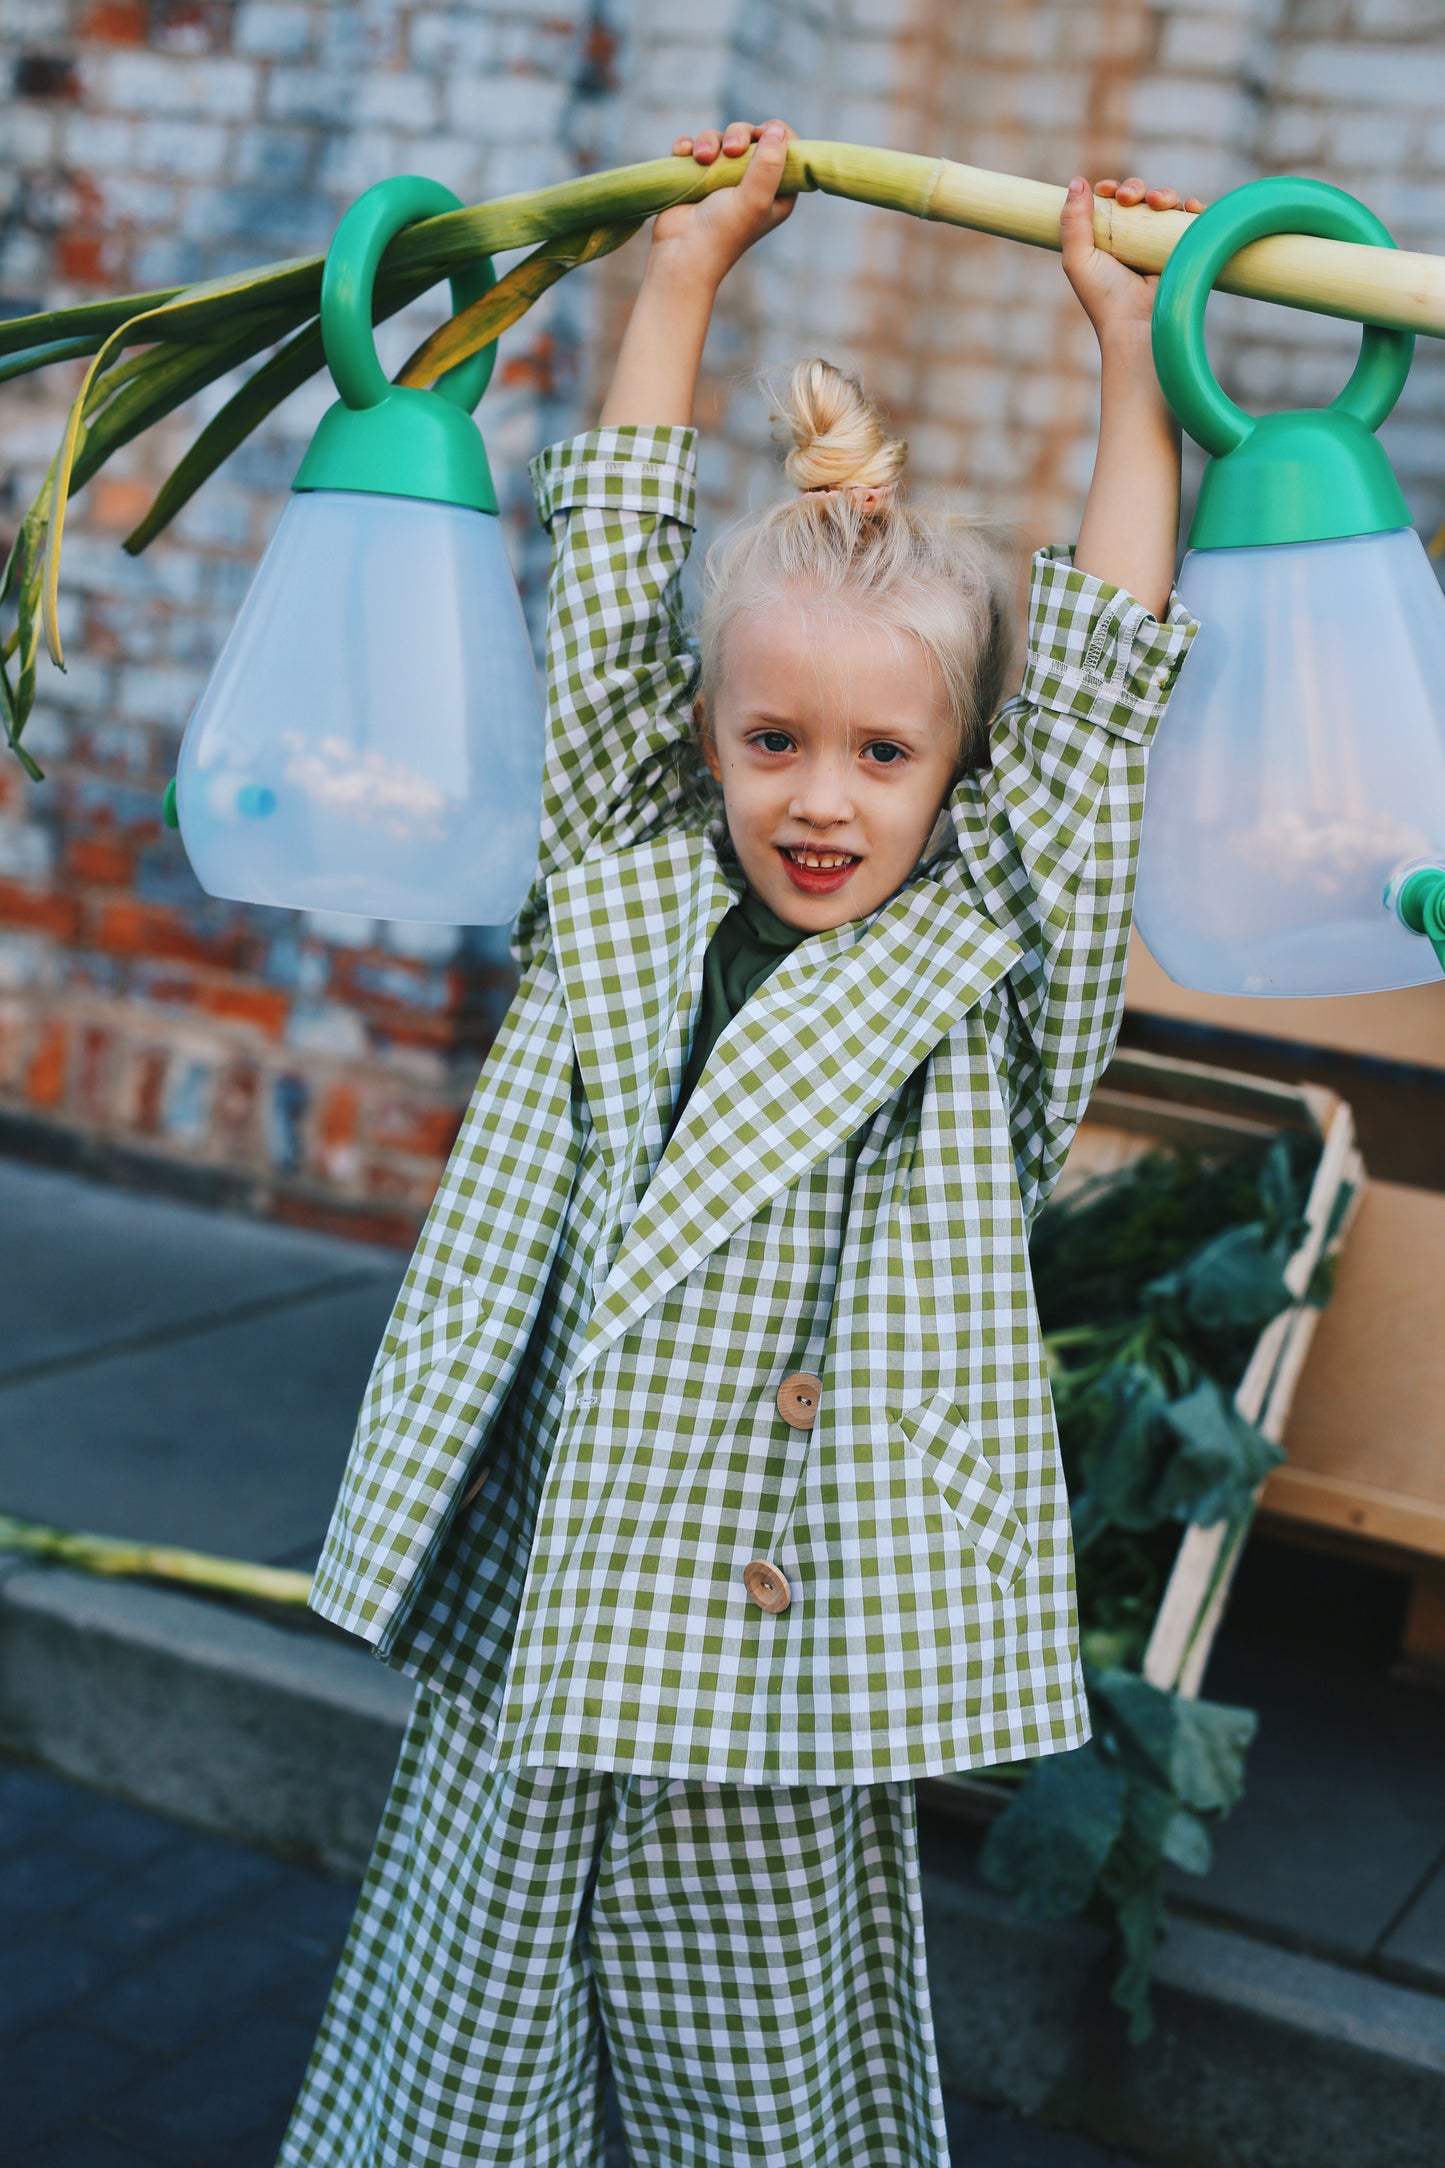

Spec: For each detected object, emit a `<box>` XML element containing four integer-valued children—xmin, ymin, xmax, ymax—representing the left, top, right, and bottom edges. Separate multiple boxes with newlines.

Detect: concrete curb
<box><xmin>922</xmin><ymin>1842</ymin><xmax>1445</xmax><ymax>2168</ymax></box>
<box><xmin>0</xmin><ymin>1560</ymin><xmax>411</xmax><ymax>1876</ymax></box>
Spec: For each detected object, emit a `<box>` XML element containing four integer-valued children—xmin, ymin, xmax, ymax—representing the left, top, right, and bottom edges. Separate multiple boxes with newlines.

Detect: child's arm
<box><xmin>514</xmin><ymin>120</ymin><xmax>796</xmax><ymax>971</ymax></box>
<box><xmin>1068</xmin><ymin>173</ymin><xmax>1203</xmax><ymax>617</ymax></box>
<box><xmin>951</xmin><ymin>175</ymin><xmax>1204</xmax><ymax>1220</ymax></box>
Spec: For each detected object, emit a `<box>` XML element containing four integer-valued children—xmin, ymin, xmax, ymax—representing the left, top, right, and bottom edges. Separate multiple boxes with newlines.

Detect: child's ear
<box><xmin>695</xmin><ymin>693</ymin><xmax>723</xmax><ymax>782</ymax></box>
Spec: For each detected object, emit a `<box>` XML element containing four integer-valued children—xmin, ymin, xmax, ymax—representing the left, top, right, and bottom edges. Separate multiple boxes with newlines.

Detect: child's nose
<box><xmin>789</xmin><ymin>761</ymin><xmax>855</xmax><ymax>826</ymax></box>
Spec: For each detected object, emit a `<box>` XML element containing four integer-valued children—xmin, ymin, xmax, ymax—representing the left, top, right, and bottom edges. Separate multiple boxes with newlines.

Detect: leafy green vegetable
<box><xmin>973</xmin><ymin>1127</ymin><xmax>1323</xmax><ymax>2041</ymax></box>
<box><xmin>980</xmin><ymin>1667</ymin><xmax>1260</xmax><ymax>2043</ymax></box>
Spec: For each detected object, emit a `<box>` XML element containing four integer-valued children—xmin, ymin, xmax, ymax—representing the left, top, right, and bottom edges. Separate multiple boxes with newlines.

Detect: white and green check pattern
<box><xmin>277</xmin><ymin>1686</ymin><xmax>950</xmax><ymax>2167</ymax></box>
<box><xmin>309</xmin><ymin>423</ymin><xmax>1197</xmax><ymax>1787</ymax></box>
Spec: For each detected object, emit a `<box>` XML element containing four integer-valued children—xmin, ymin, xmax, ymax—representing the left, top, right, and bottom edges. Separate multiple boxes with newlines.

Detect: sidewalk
<box><xmin>1</xmin><ymin>1153</ymin><xmax>1443</xmax><ymax>2167</ymax></box>
<box><xmin>0</xmin><ymin>1753</ymin><xmax>1144</xmax><ymax>2167</ymax></box>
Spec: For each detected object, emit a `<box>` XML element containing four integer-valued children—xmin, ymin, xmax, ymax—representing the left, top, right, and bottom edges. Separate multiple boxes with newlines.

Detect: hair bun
<box><xmin>773</xmin><ymin>357</ymin><xmax>908</xmax><ymax>498</ymax></box>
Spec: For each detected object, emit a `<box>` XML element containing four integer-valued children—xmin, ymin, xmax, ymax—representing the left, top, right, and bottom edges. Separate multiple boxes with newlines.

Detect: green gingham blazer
<box><xmin>309</xmin><ymin>424</ymin><xmax>1196</xmax><ymax>1785</ymax></box>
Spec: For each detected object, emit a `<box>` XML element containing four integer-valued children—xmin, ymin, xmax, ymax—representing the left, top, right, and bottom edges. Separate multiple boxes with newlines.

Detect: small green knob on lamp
<box><xmin>1391</xmin><ymin>867</ymin><xmax>1445</xmax><ymax>976</ymax></box>
<box><xmin>162</xmin><ymin>777</ymin><xmax>179</xmax><ymax>828</ymax></box>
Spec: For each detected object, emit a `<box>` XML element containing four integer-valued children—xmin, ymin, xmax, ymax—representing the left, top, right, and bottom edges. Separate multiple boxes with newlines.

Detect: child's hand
<box><xmin>651</xmin><ymin>119</ymin><xmax>799</xmax><ymax>289</ymax></box>
<box><xmin>1061</xmin><ymin>175</ymin><xmax>1207</xmax><ymax>347</ymax></box>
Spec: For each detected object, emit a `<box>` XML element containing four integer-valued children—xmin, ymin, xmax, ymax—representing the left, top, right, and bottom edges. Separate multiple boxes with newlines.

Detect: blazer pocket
<box><xmin>892</xmin><ymin>1392</ymin><xmax>1034</xmax><ymax>1592</ymax></box>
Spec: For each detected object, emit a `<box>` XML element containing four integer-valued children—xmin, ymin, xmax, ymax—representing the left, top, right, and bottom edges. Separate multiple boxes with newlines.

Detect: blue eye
<box><xmin>757</xmin><ymin>731</ymin><xmax>793</xmax><ymax>754</ymax></box>
<box><xmin>866</xmin><ymin>742</ymin><xmax>906</xmax><ymax>765</ymax></box>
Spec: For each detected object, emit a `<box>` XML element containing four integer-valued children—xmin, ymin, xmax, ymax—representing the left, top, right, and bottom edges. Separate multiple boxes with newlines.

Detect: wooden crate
<box><xmin>926</xmin><ymin>1047</ymin><xmax>1362</xmax><ymax>1821</ymax></box>
<box><xmin>1257</xmin><ymin>1175</ymin><xmax>1445</xmax><ymax>1677</ymax></box>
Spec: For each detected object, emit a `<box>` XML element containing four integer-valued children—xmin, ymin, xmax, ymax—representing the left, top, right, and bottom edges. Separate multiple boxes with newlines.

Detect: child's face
<box><xmin>698</xmin><ymin>598</ymin><xmax>959</xmax><ymax>931</ymax></box>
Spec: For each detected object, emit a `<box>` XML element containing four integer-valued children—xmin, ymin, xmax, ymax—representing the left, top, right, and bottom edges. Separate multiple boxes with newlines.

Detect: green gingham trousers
<box><xmin>277</xmin><ymin>1683</ymin><xmax>952</xmax><ymax>2167</ymax></box>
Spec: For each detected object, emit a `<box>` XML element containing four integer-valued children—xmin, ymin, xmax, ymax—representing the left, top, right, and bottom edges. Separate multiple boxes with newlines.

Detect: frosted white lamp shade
<box><xmin>1135</xmin><ymin>528</ymin><xmax>1445</xmax><ymax>996</ymax></box>
<box><xmin>175</xmin><ymin>489</ymin><xmax>544</xmax><ymax>924</ymax></box>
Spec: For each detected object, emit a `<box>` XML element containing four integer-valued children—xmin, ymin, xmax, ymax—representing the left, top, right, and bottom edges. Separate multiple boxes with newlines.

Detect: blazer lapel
<box><xmin>575</xmin><ymin>860</ymin><xmax>1022</xmax><ymax>1369</ymax></box>
<box><xmin>549</xmin><ymin>829</ymin><xmax>737</xmax><ymax>1188</ymax></box>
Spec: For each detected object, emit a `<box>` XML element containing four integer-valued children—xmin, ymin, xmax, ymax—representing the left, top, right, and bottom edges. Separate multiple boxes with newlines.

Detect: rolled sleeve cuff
<box><xmin>1019</xmin><ymin>543</ymin><xmax>1198</xmax><ymax>743</ymax></box>
<box><xmin>529</xmin><ymin>423</ymin><xmax>699</xmax><ymax>533</ymax></box>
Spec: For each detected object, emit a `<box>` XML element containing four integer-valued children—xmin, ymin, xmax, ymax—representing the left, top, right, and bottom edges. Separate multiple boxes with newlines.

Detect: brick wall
<box><xmin>0</xmin><ymin>0</ymin><xmax>605</xmax><ymax>1240</ymax></box>
<box><xmin>2</xmin><ymin>0</ymin><xmax>1442</xmax><ymax>1238</ymax></box>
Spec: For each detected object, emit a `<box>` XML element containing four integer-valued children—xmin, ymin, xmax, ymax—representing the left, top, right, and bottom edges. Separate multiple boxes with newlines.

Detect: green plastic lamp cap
<box><xmin>1152</xmin><ymin>175</ymin><xmax>1414</xmax><ymax>549</ymax></box>
<box><xmin>292</xmin><ymin>174</ymin><xmax>500</xmax><ymax>513</ymax></box>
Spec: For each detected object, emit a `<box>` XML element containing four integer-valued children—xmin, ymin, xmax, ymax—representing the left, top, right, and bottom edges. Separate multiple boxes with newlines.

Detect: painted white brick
<box><xmin>36</xmin><ymin>653</ymin><xmax>117</xmax><ymax>716</ymax></box>
<box><xmin>116</xmin><ymin>663</ymin><xmax>210</xmax><ymax>730</ymax></box>
<box><xmin>0</xmin><ymin>817</ymin><xmax>54</xmax><ymax>883</ymax></box>
<box><xmin>100</xmin><ymin>52</ymin><xmax>260</xmax><ymax>121</ymax></box>
<box><xmin>235</xmin><ymin>2</ymin><xmax>316</xmax><ymax>60</ymax></box>
<box><xmin>1261</xmin><ymin>106</ymin><xmax>1331</xmax><ymax>163</ymax></box>
<box><xmin>1129</xmin><ymin>76</ymin><xmax>1247</xmax><ymax>144</ymax></box>
<box><xmin>356</xmin><ymin>70</ymin><xmax>439</xmax><ymax>131</ymax></box>
<box><xmin>96</xmin><ymin>174</ymin><xmax>179</xmax><ymax>227</ymax></box>
<box><xmin>403</xmin><ymin>134</ymin><xmax>487</xmax><ymax>198</ymax></box>
<box><xmin>1281</xmin><ymin>42</ymin><xmax>1445</xmax><ymax>109</ymax></box>
<box><xmin>131</xmin><ymin>116</ymin><xmax>231</xmax><ymax>178</ymax></box>
<box><xmin>59</xmin><ymin>114</ymin><xmax>135</xmax><ymax>172</ymax></box>
<box><xmin>409</xmin><ymin>12</ymin><xmax>498</xmax><ymax>73</ymax></box>
<box><xmin>6</xmin><ymin>105</ymin><xmax>58</xmax><ymax>166</ymax></box>
<box><xmin>443</xmin><ymin>72</ymin><xmax>570</xmax><ymax>145</ymax></box>
<box><xmin>843</xmin><ymin>0</ymin><xmax>907</xmax><ymax>31</ymax></box>
<box><xmin>265</xmin><ymin>66</ymin><xmax>356</xmax><ymax>125</ymax></box>
<box><xmin>1160</xmin><ymin>11</ymin><xmax>1261</xmax><ymax>75</ymax></box>
<box><xmin>1356</xmin><ymin>0</ymin><xmax>1445</xmax><ymax>29</ymax></box>
<box><xmin>983</xmin><ymin>8</ymin><xmax>1056</xmax><ymax>61</ymax></box>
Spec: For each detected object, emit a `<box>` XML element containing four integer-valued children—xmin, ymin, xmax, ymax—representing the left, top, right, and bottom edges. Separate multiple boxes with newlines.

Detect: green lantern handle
<box><xmin>320</xmin><ymin>174</ymin><xmax>497</xmax><ymax>417</ymax></box>
<box><xmin>1152</xmin><ymin>176</ymin><xmax>1414</xmax><ymax>459</ymax></box>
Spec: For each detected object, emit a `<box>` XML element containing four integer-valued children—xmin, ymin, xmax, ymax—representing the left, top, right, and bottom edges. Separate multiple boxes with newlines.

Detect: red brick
<box><xmin>196</xmin><ymin>982</ymin><xmax>289</xmax><ymax>1037</ymax></box>
<box><xmin>65</xmin><ymin>835</ymin><xmax>136</xmax><ymax>886</ymax></box>
<box><xmin>89</xmin><ymin>898</ymin><xmax>245</xmax><ymax>967</ymax></box>
<box><xmin>366</xmin><ymin>1015</ymin><xmax>485</xmax><ymax>1057</ymax></box>
<box><xmin>0</xmin><ymin>1002</ymin><xmax>28</xmax><ymax>1092</ymax></box>
<box><xmin>73</xmin><ymin>1023</ymin><xmax>115</xmax><ymax>1123</ymax></box>
<box><xmin>25</xmin><ymin>1020</ymin><xmax>69</xmax><ymax>1110</ymax></box>
<box><xmin>369</xmin><ymin>1092</ymin><xmax>464</xmax><ymax>1162</ymax></box>
<box><xmin>499</xmin><ymin>333</ymin><xmax>558</xmax><ymax>396</ymax></box>
<box><xmin>0</xmin><ymin>880</ymin><xmax>81</xmax><ymax>942</ymax></box>
<box><xmin>128</xmin><ymin>1045</ymin><xmax>169</xmax><ymax>1136</ymax></box>
<box><xmin>271</xmin><ymin>1191</ymin><xmax>418</xmax><ymax>1250</ymax></box>
<box><xmin>365</xmin><ymin>1158</ymin><xmax>445</xmax><ymax>1213</ymax></box>
<box><xmin>133</xmin><ymin>962</ymin><xmax>202</xmax><ymax>1009</ymax></box>
<box><xmin>79</xmin><ymin>2</ymin><xmax>149</xmax><ymax>41</ymax></box>
<box><xmin>57</xmin><ymin>234</ymin><xmax>116</xmax><ymax>285</ymax></box>
<box><xmin>88</xmin><ymin>475</ymin><xmax>156</xmax><ymax>531</ymax></box>
<box><xmin>212</xmin><ymin>1061</ymin><xmax>260</xmax><ymax>1159</ymax></box>
<box><xmin>312</xmin><ymin>1080</ymin><xmax>362</xmax><ymax>1185</ymax></box>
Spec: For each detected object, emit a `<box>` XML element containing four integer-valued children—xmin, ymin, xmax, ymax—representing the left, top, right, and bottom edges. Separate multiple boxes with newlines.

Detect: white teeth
<box><xmin>785</xmin><ymin>848</ymin><xmax>856</xmax><ymax>870</ymax></box>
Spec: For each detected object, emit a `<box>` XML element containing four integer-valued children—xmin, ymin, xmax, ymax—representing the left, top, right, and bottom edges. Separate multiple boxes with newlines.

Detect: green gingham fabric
<box><xmin>308</xmin><ymin>423</ymin><xmax>1197</xmax><ymax>1786</ymax></box>
<box><xmin>277</xmin><ymin>1686</ymin><xmax>950</xmax><ymax>2168</ymax></box>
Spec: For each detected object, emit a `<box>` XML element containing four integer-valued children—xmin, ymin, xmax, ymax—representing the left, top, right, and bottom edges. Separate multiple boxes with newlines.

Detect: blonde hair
<box><xmin>694</xmin><ymin>358</ymin><xmax>1014</xmax><ymax>778</ymax></box>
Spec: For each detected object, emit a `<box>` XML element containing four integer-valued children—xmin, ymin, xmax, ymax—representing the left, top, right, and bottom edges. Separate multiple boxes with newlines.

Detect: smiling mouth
<box><xmin>777</xmin><ymin>844</ymin><xmax>862</xmax><ymax>896</ymax></box>
<box><xmin>780</xmin><ymin>846</ymin><xmax>860</xmax><ymax>870</ymax></box>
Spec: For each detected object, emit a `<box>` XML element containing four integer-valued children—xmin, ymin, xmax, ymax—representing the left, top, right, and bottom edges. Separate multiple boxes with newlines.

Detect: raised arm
<box><xmin>953</xmin><ymin>175</ymin><xmax>1203</xmax><ymax>1220</ymax></box>
<box><xmin>511</xmin><ymin>120</ymin><xmax>798</xmax><ymax>970</ymax></box>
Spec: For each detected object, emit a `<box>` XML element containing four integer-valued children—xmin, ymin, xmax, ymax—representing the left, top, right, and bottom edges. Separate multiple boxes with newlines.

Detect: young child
<box><xmin>281</xmin><ymin>120</ymin><xmax>1202</xmax><ymax>2168</ymax></box>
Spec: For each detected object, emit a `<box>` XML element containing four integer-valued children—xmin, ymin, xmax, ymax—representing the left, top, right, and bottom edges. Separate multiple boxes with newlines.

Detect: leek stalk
<box><xmin>0</xmin><ymin>1513</ymin><xmax>314</xmax><ymax>1606</ymax></box>
<box><xmin>5</xmin><ymin>138</ymin><xmax>1444</xmax><ymax>770</ymax></box>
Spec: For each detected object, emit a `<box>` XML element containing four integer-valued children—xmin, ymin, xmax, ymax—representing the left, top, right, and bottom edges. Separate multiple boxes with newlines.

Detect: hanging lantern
<box><xmin>1136</xmin><ymin>176</ymin><xmax>1445</xmax><ymax>997</ymax></box>
<box><xmin>169</xmin><ymin>176</ymin><xmax>544</xmax><ymax>924</ymax></box>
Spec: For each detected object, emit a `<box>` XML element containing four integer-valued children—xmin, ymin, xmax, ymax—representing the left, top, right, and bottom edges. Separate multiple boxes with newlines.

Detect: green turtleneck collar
<box><xmin>667</xmin><ymin>886</ymin><xmax>808</xmax><ymax>1136</ymax></box>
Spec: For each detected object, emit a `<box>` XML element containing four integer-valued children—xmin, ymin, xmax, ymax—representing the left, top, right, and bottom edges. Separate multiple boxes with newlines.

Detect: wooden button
<box><xmin>775</xmin><ymin>1372</ymin><xmax>823</xmax><ymax>1429</ymax></box>
<box><xmin>743</xmin><ymin>1560</ymin><xmax>792</xmax><ymax>1615</ymax></box>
